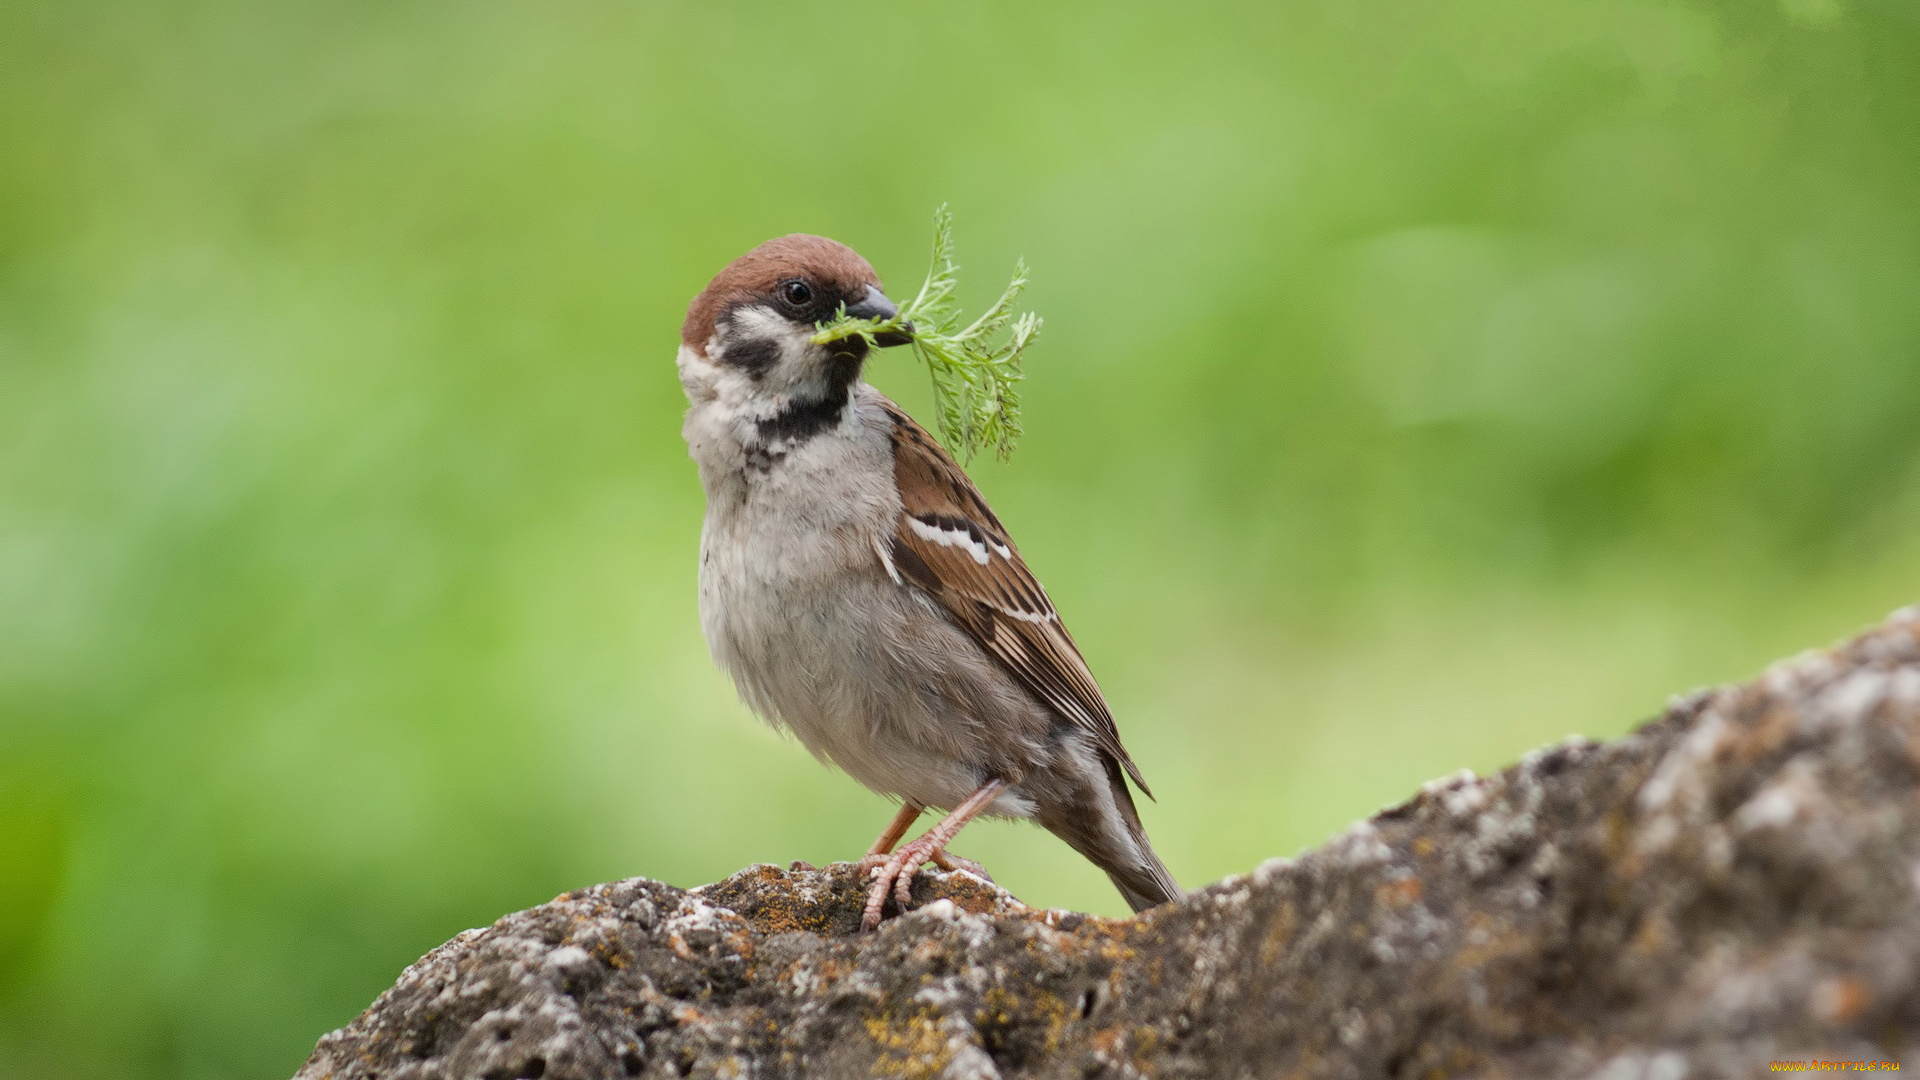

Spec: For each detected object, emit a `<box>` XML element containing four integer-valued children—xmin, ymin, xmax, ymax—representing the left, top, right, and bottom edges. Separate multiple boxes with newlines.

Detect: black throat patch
<box><xmin>744</xmin><ymin>348</ymin><xmax>865</xmax><ymax>472</ymax></box>
<box><xmin>755</xmin><ymin>388</ymin><xmax>850</xmax><ymax>445</ymax></box>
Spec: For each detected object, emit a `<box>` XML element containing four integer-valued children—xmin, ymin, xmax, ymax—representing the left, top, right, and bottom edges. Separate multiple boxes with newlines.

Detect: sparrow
<box><xmin>678</xmin><ymin>233</ymin><xmax>1181</xmax><ymax>929</ymax></box>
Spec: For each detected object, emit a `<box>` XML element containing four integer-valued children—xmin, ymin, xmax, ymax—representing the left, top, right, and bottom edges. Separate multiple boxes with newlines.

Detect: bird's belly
<box><xmin>698</xmin><ymin>524</ymin><xmax>1047</xmax><ymax>814</ymax></box>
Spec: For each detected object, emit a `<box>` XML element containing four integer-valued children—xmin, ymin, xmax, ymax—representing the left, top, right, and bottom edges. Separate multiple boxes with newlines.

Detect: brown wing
<box><xmin>876</xmin><ymin>399</ymin><xmax>1151</xmax><ymax>796</ymax></box>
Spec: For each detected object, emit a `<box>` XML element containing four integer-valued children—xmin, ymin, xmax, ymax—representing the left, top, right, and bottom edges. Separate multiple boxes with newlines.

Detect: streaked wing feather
<box><xmin>879</xmin><ymin>399</ymin><xmax>1150</xmax><ymax>795</ymax></box>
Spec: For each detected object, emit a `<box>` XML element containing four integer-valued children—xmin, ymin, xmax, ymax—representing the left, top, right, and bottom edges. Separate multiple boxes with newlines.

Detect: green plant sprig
<box><xmin>812</xmin><ymin>205</ymin><xmax>1041</xmax><ymax>461</ymax></box>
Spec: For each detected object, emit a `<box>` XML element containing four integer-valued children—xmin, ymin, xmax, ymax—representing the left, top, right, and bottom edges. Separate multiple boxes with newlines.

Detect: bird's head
<box><xmin>679</xmin><ymin>234</ymin><xmax>913</xmax><ymax>407</ymax></box>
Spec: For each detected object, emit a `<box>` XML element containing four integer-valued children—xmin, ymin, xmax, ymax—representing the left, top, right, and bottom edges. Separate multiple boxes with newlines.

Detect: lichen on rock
<box><xmin>297</xmin><ymin>608</ymin><xmax>1920</xmax><ymax>1079</ymax></box>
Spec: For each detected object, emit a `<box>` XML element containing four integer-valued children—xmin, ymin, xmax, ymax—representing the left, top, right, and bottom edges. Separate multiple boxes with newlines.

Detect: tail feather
<box><xmin>1108</xmin><ymin>862</ymin><xmax>1182</xmax><ymax>914</ymax></box>
<box><xmin>1099</xmin><ymin>758</ymin><xmax>1183</xmax><ymax>912</ymax></box>
<box><xmin>1039</xmin><ymin>755</ymin><xmax>1183</xmax><ymax>913</ymax></box>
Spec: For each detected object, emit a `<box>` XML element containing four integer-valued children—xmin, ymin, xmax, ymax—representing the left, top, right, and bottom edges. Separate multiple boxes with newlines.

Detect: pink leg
<box><xmin>861</xmin><ymin>779</ymin><xmax>1007</xmax><ymax>932</ymax></box>
<box><xmin>865</xmin><ymin>803</ymin><xmax>923</xmax><ymax>857</ymax></box>
<box><xmin>853</xmin><ymin>804</ymin><xmax>923</xmax><ymax>881</ymax></box>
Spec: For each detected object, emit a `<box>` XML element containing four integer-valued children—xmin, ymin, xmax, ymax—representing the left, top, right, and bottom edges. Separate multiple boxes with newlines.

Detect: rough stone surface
<box><xmin>298</xmin><ymin>609</ymin><xmax>1920</xmax><ymax>1079</ymax></box>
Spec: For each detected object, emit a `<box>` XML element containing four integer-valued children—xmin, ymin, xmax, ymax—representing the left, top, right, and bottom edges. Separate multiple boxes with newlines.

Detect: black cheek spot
<box><xmin>721</xmin><ymin>336</ymin><xmax>781</xmax><ymax>379</ymax></box>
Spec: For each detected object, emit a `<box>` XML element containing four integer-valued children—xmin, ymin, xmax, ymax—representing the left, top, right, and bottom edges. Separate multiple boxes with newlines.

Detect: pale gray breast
<box><xmin>692</xmin><ymin>387</ymin><xmax>900</xmax><ymax>705</ymax></box>
<box><xmin>688</xmin><ymin>387</ymin><xmax>1059</xmax><ymax>808</ymax></box>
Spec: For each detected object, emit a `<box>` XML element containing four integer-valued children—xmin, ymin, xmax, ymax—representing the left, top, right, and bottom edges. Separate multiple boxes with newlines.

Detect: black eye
<box><xmin>780</xmin><ymin>279</ymin><xmax>813</xmax><ymax>307</ymax></box>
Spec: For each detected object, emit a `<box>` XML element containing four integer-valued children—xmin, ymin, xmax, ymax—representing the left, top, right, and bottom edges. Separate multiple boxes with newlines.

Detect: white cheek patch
<box><xmin>729</xmin><ymin>304</ymin><xmax>792</xmax><ymax>340</ymax></box>
<box><xmin>734</xmin><ymin>306</ymin><xmax>811</xmax><ymax>361</ymax></box>
<box><xmin>715</xmin><ymin>305</ymin><xmax>830</xmax><ymax>396</ymax></box>
<box><xmin>908</xmin><ymin>515</ymin><xmax>994</xmax><ymax>566</ymax></box>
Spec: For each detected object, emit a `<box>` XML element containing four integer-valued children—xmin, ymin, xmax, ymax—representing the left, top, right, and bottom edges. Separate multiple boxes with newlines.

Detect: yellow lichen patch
<box><xmin>936</xmin><ymin>873</ymin><xmax>1022</xmax><ymax>916</ymax></box>
<box><xmin>977</xmin><ymin>986</ymin><xmax>1019</xmax><ymax>1030</ymax></box>
<box><xmin>1412</xmin><ymin>836</ymin><xmax>1437</xmax><ymax>859</ymax></box>
<box><xmin>722</xmin><ymin>875</ymin><xmax>843</xmax><ymax>936</ymax></box>
<box><xmin>863</xmin><ymin>1010</ymin><xmax>958</xmax><ymax>1079</ymax></box>
<box><xmin>1086</xmin><ymin>1023</ymin><xmax>1162</xmax><ymax>1074</ymax></box>
<box><xmin>978</xmin><ymin>982</ymin><xmax>1074</xmax><ymax>1058</ymax></box>
<box><xmin>747</xmin><ymin>905</ymin><xmax>818</xmax><ymax>936</ymax></box>
<box><xmin>1086</xmin><ymin>925</ymin><xmax>1143</xmax><ymax>966</ymax></box>
<box><xmin>589</xmin><ymin>940</ymin><xmax>628</xmax><ymax>970</ymax></box>
<box><xmin>1128</xmin><ymin>1024</ymin><xmax>1160</xmax><ymax>1071</ymax></box>
<box><xmin>736</xmin><ymin>870</ymin><xmax>835</xmax><ymax>936</ymax></box>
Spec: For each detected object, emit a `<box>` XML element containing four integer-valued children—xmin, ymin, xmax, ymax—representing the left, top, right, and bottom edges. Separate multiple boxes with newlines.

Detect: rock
<box><xmin>296</xmin><ymin>608</ymin><xmax>1920</xmax><ymax>1079</ymax></box>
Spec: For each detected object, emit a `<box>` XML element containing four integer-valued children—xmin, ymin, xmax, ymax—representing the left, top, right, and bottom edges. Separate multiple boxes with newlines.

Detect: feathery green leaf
<box><xmin>812</xmin><ymin>205</ymin><xmax>1041</xmax><ymax>460</ymax></box>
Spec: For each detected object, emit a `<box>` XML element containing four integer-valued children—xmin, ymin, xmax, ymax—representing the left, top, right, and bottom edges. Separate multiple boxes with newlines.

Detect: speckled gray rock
<box><xmin>297</xmin><ymin>608</ymin><xmax>1920</xmax><ymax>1080</ymax></box>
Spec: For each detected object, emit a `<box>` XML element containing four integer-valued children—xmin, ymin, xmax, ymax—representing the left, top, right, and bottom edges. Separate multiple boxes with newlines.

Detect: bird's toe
<box><xmin>928</xmin><ymin>849</ymin><xmax>992</xmax><ymax>881</ymax></box>
<box><xmin>860</xmin><ymin>847</ymin><xmax>914</xmax><ymax>931</ymax></box>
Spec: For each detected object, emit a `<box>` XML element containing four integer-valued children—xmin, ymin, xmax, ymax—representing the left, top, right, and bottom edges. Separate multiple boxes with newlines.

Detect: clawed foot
<box><xmin>929</xmin><ymin>848</ymin><xmax>993</xmax><ymax>882</ymax></box>
<box><xmin>854</xmin><ymin>851</ymin><xmax>892</xmax><ymax>885</ymax></box>
<box><xmin>860</xmin><ymin>838</ymin><xmax>984</xmax><ymax>931</ymax></box>
<box><xmin>857</xmin><ymin>779</ymin><xmax>1009</xmax><ymax>932</ymax></box>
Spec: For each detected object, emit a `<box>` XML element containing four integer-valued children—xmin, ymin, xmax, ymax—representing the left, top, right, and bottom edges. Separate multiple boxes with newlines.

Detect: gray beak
<box><xmin>845</xmin><ymin>284</ymin><xmax>913</xmax><ymax>347</ymax></box>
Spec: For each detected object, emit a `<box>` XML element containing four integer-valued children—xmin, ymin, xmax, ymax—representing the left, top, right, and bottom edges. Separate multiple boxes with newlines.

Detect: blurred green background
<box><xmin>2</xmin><ymin>0</ymin><xmax>1918</xmax><ymax>1074</ymax></box>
